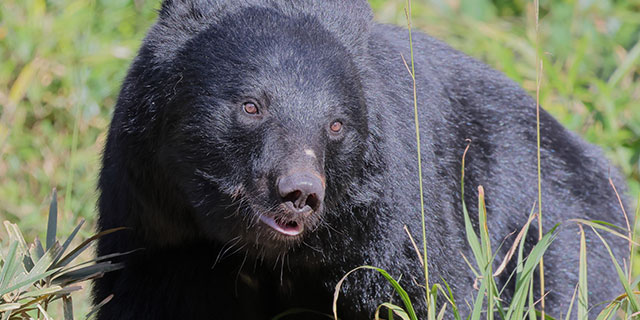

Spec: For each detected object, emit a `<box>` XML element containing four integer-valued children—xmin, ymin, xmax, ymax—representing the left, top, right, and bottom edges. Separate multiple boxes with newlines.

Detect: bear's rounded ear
<box><xmin>158</xmin><ymin>0</ymin><xmax>215</xmax><ymax>20</ymax></box>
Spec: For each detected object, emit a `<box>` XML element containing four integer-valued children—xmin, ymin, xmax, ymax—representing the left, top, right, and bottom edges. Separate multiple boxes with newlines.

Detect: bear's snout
<box><xmin>277</xmin><ymin>171</ymin><xmax>325</xmax><ymax>215</ymax></box>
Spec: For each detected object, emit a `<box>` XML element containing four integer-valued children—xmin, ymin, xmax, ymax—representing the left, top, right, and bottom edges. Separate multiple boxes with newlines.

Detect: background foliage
<box><xmin>1</xmin><ymin>0</ymin><xmax>639</xmax><ymax>316</ymax></box>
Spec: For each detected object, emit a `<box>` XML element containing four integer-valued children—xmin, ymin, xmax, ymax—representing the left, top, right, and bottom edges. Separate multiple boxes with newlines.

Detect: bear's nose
<box><xmin>277</xmin><ymin>172</ymin><xmax>325</xmax><ymax>214</ymax></box>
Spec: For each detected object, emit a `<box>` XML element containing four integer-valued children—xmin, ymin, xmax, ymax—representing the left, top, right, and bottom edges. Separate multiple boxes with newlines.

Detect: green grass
<box><xmin>1</xmin><ymin>0</ymin><xmax>639</xmax><ymax>318</ymax></box>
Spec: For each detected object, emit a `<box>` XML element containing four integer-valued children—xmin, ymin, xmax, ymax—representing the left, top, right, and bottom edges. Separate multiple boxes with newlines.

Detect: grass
<box><xmin>1</xmin><ymin>0</ymin><xmax>639</xmax><ymax>318</ymax></box>
<box><xmin>334</xmin><ymin>0</ymin><xmax>640</xmax><ymax>319</ymax></box>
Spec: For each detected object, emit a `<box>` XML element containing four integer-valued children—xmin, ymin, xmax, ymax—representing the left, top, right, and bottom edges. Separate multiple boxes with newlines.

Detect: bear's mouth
<box><xmin>259</xmin><ymin>215</ymin><xmax>304</xmax><ymax>236</ymax></box>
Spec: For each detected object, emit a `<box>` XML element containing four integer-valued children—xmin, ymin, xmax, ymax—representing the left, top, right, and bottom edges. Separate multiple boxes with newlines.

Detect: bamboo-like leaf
<box><xmin>56</xmin><ymin>285</ymin><xmax>84</xmax><ymax>295</ymax></box>
<box><xmin>19</xmin><ymin>285</ymin><xmax>63</xmax><ymax>298</ymax></box>
<box><xmin>333</xmin><ymin>266</ymin><xmax>417</xmax><ymax>320</ymax></box>
<box><xmin>0</xmin><ymin>268</ymin><xmax>60</xmax><ymax>296</ymax></box>
<box><xmin>0</xmin><ymin>303</ymin><xmax>21</xmax><ymax>312</ymax></box>
<box><xmin>33</xmin><ymin>237</ymin><xmax>45</xmax><ymax>261</ymax></box>
<box><xmin>4</xmin><ymin>221</ymin><xmax>29</xmax><ymax>254</ymax></box>
<box><xmin>46</xmin><ymin>188</ymin><xmax>58</xmax><ymax>251</ymax></box>
<box><xmin>0</xmin><ymin>309</ymin><xmax>12</xmax><ymax>320</ymax></box>
<box><xmin>52</xmin><ymin>262</ymin><xmax>123</xmax><ymax>285</ymax></box>
<box><xmin>85</xmin><ymin>294</ymin><xmax>113</xmax><ymax>320</ymax></box>
<box><xmin>0</xmin><ymin>241</ymin><xmax>24</xmax><ymax>296</ymax></box>
<box><xmin>9</xmin><ymin>241</ymin><xmax>63</xmax><ymax>294</ymax></box>
<box><xmin>63</xmin><ymin>295</ymin><xmax>74</xmax><ymax>320</ymax></box>
<box><xmin>53</xmin><ymin>219</ymin><xmax>86</xmax><ymax>266</ymax></box>
<box><xmin>375</xmin><ymin>302</ymin><xmax>410</xmax><ymax>320</ymax></box>
<box><xmin>55</xmin><ymin>227</ymin><xmax>126</xmax><ymax>268</ymax></box>
<box><xmin>0</xmin><ymin>241</ymin><xmax>20</xmax><ymax>291</ymax></box>
<box><xmin>37</xmin><ymin>303</ymin><xmax>53</xmax><ymax>320</ymax></box>
<box><xmin>54</xmin><ymin>248</ymin><xmax>141</xmax><ymax>277</ymax></box>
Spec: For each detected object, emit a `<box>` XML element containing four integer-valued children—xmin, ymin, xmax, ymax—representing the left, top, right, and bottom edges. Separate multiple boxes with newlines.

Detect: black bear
<box><xmin>93</xmin><ymin>0</ymin><xmax>628</xmax><ymax>319</ymax></box>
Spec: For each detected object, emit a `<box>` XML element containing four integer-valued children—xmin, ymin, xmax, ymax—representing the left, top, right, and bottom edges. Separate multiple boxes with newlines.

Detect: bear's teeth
<box><xmin>259</xmin><ymin>215</ymin><xmax>304</xmax><ymax>236</ymax></box>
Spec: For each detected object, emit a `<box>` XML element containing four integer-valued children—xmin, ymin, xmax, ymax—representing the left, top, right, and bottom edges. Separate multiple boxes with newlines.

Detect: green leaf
<box><xmin>591</xmin><ymin>227</ymin><xmax>640</xmax><ymax>312</ymax></box>
<box><xmin>46</xmin><ymin>188</ymin><xmax>58</xmax><ymax>251</ymax></box>
<box><xmin>577</xmin><ymin>226</ymin><xmax>588</xmax><ymax>319</ymax></box>
<box><xmin>53</xmin><ymin>219</ymin><xmax>86</xmax><ymax>266</ymax></box>
<box><xmin>19</xmin><ymin>285</ymin><xmax>63</xmax><ymax>298</ymax></box>
<box><xmin>0</xmin><ymin>268</ymin><xmax>60</xmax><ymax>296</ymax></box>
<box><xmin>33</xmin><ymin>237</ymin><xmax>45</xmax><ymax>261</ymax></box>
<box><xmin>55</xmin><ymin>227</ymin><xmax>126</xmax><ymax>268</ymax></box>
<box><xmin>564</xmin><ymin>285</ymin><xmax>578</xmax><ymax>320</ymax></box>
<box><xmin>52</xmin><ymin>262</ymin><xmax>123</xmax><ymax>285</ymax></box>
<box><xmin>37</xmin><ymin>303</ymin><xmax>53</xmax><ymax>320</ymax></box>
<box><xmin>0</xmin><ymin>303</ymin><xmax>21</xmax><ymax>312</ymax></box>
<box><xmin>85</xmin><ymin>294</ymin><xmax>113</xmax><ymax>320</ymax></box>
<box><xmin>333</xmin><ymin>266</ymin><xmax>417</xmax><ymax>320</ymax></box>
<box><xmin>438</xmin><ymin>278</ymin><xmax>461</xmax><ymax>320</ymax></box>
<box><xmin>0</xmin><ymin>241</ymin><xmax>20</xmax><ymax>291</ymax></box>
<box><xmin>594</xmin><ymin>301</ymin><xmax>620</xmax><ymax>320</ymax></box>
<box><xmin>505</xmin><ymin>225</ymin><xmax>558</xmax><ymax>320</ymax></box>
<box><xmin>375</xmin><ymin>302</ymin><xmax>410</xmax><ymax>320</ymax></box>
<box><xmin>63</xmin><ymin>295</ymin><xmax>74</xmax><ymax>320</ymax></box>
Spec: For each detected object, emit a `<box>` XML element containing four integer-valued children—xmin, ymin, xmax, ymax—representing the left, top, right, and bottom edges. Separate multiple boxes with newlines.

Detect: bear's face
<box><xmin>155</xmin><ymin>7</ymin><xmax>368</xmax><ymax>254</ymax></box>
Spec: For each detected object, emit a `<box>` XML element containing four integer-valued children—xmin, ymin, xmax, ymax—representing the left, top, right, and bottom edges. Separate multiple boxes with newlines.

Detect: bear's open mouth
<box><xmin>259</xmin><ymin>215</ymin><xmax>304</xmax><ymax>236</ymax></box>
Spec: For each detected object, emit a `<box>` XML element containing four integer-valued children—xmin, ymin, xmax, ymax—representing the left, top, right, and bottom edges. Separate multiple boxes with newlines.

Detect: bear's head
<box><xmin>106</xmin><ymin>0</ymin><xmax>375</xmax><ymax>255</ymax></box>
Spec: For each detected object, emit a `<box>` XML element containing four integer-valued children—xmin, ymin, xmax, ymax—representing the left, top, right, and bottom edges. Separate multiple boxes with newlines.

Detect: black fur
<box><xmin>93</xmin><ymin>1</ymin><xmax>628</xmax><ymax>319</ymax></box>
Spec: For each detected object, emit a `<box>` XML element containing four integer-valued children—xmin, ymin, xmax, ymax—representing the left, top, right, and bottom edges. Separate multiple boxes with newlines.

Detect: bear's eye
<box><xmin>243</xmin><ymin>102</ymin><xmax>259</xmax><ymax>115</ymax></box>
<box><xmin>329</xmin><ymin>121</ymin><xmax>343</xmax><ymax>133</ymax></box>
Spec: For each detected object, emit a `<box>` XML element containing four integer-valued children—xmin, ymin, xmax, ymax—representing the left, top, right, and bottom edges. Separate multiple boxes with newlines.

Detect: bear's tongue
<box><xmin>259</xmin><ymin>215</ymin><xmax>304</xmax><ymax>236</ymax></box>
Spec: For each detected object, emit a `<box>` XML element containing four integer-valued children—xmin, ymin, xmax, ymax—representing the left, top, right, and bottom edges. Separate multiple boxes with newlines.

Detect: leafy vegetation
<box><xmin>0</xmin><ymin>190</ymin><xmax>125</xmax><ymax>319</ymax></box>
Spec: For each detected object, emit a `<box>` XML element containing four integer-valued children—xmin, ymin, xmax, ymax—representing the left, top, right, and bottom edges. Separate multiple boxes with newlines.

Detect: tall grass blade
<box><xmin>595</xmin><ymin>301</ymin><xmax>620</xmax><ymax>320</ymax></box>
<box><xmin>577</xmin><ymin>226</ymin><xmax>588</xmax><ymax>319</ymax></box>
<box><xmin>471</xmin><ymin>277</ymin><xmax>488</xmax><ymax>319</ymax></box>
<box><xmin>590</xmin><ymin>227</ymin><xmax>640</xmax><ymax>311</ymax></box>
<box><xmin>505</xmin><ymin>225</ymin><xmax>558</xmax><ymax>320</ymax></box>
<box><xmin>564</xmin><ymin>285</ymin><xmax>578</xmax><ymax>320</ymax></box>
<box><xmin>333</xmin><ymin>266</ymin><xmax>417</xmax><ymax>320</ymax></box>
<box><xmin>533</xmin><ymin>0</ymin><xmax>546</xmax><ymax>315</ymax></box>
<box><xmin>403</xmin><ymin>0</ymin><xmax>429</xmax><ymax>300</ymax></box>
<box><xmin>439</xmin><ymin>278</ymin><xmax>462</xmax><ymax>320</ymax></box>
<box><xmin>527</xmin><ymin>281</ymin><xmax>536</xmax><ymax>320</ymax></box>
<box><xmin>607</xmin><ymin>39</ymin><xmax>640</xmax><ymax>87</ymax></box>
<box><xmin>375</xmin><ymin>302</ymin><xmax>410</xmax><ymax>320</ymax></box>
<box><xmin>460</xmin><ymin>142</ymin><xmax>486</xmax><ymax>269</ymax></box>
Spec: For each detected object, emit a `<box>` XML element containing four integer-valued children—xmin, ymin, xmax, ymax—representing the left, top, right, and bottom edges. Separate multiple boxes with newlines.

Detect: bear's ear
<box><xmin>145</xmin><ymin>0</ymin><xmax>373</xmax><ymax>64</ymax></box>
<box><xmin>158</xmin><ymin>0</ymin><xmax>215</xmax><ymax>21</ymax></box>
